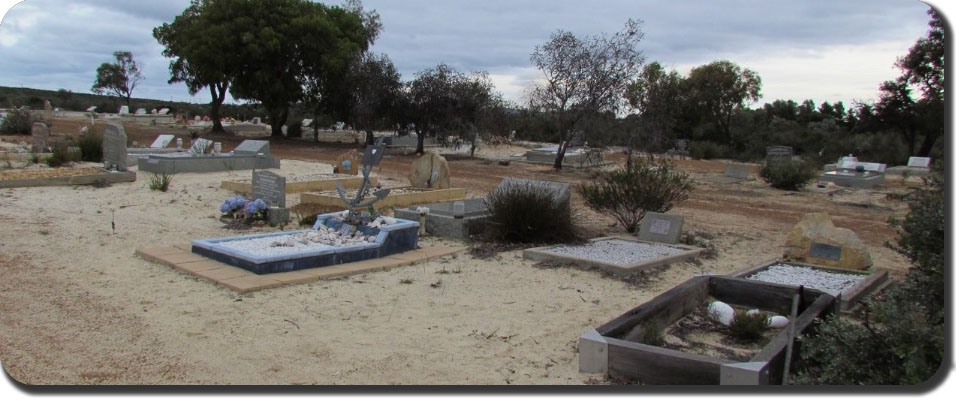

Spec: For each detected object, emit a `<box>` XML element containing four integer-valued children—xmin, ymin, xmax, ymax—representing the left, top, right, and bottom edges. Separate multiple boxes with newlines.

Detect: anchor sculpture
<box><xmin>334</xmin><ymin>141</ymin><xmax>390</xmax><ymax>225</ymax></box>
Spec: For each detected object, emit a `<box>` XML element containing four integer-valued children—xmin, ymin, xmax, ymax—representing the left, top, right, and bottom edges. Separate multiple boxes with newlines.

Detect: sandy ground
<box><xmin>0</xmin><ymin>119</ymin><xmax>918</xmax><ymax>385</ymax></box>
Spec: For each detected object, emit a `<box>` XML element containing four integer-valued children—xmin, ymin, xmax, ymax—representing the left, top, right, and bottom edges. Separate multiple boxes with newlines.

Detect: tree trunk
<box><xmin>269</xmin><ymin>107</ymin><xmax>289</xmax><ymax>138</ymax></box>
<box><xmin>209</xmin><ymin>82</ymin><xmax>228</xmax><ymax>134</ymax></box>
<box><xmin>313</xmin><ymin>109</ymin><xmax>319</xmax><ymax>143</ymax></box>
<box><xmin>553</xmin><ymin>140</ymin><xmax>566</xmax><ymax>170</ymax></box>
<box><xmin>917</xmin><ymin>131</ymin><xmax>940</xmax><ymax>157</ymax></box>
<box><xmin>416</xmin><ymin>130</ymin><xmax>426</xmax><ymax>154</ymax></box>
<box><xmin>469</xmin><ymin>129</ymin><xmax>477</xmax><ymax>158</ymax></box>
<box><xmin>365</xmin><ymin>130</ymin><xmax>375</xmax><ymax>147</ymax></box>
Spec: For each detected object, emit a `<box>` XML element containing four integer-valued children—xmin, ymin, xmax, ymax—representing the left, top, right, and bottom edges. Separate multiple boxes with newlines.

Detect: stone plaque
<box><xmin>31</xmin><ymin>122</ymin><xmax>49</xmax><ymax>153</ymax></box>
<box><xmin>234</xmin><ymin>140</ymin><xmax>270</xmax><ymax>157</ymax></box>
<box><xmin>724</xmin><ymin>163</ymin><xmax>750</xmax><ymax>179</ymax></box>
<box><xmin>150</xmin><ymin>134</ymin><xmax>175</xmax><ymax>149</ymax></box>
<box><xmin>765</xmin><ymin>146</ymin><xmax>793</xmax><ymax>165</ymax></box>
<box><xmin>189</xmin><ymin>138</ymin><xmax>214</xmax><ymax>154</ymax></box>
<box><xmin>102</xmin><ymin>123</ymin><xmax>128</xmax><ymax>171</ymax></box>
<box><xmin>809</xmin><ymin>242</ymin><xmax>842</xmax><ymax>261</ymax></box>
<box><xmin>252</xmin><ymin>170</ymin><xmax>286</xmax><ymax>208</ymax></box>
<box><xmin>118</xmin><ymin>105</ymin><xmax>129</xmax><ymax>115</ymax></box>
<box><xmin>637</xmin><ymin>211</ymin><xmax>684</xmax><ymax>244</ymax></box>
<box><xmin>907</xmin><ymin>157</ymin><xmax>931</xmax><ymax>168</ymax></box>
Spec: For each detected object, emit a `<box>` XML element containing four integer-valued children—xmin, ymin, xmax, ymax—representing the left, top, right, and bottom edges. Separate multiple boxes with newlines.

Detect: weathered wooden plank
<box><xmin>754</xmin><ymin>292</ymin><xmax>835</xmax><ymax>384</ymax></box>
<box><xmin>607</xmin><ymin>337</ymin><xmax>729</xmax><ymax>385</ymax></box>
<box><xmin>709</xmin><ymin>276</ymin><xmax>804</xmax><ymax>314</ymax></box>
<box><xmin>597</xmin><ymin>276</ymin><xmax>709</xmax><ymax>338</ymax></box>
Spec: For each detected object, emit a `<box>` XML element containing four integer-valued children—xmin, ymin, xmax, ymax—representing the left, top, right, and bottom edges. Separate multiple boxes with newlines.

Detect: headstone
<box><xmin>765</xmin><ymin>146</ymin><xmax>793</xmax><ymax>165</ymax></box>
<box><xmin>252</xmin><ymin>170</ymin><xmax>286</xmax><ymax>208</ymax></box>
<box><xmin>637</xmin><ymin>211</ymin><xmax>685</xmax><ymax>244</ymax></box>
<box><xmin>175</xmin><ymin>138</ymin><xmax>183</xmax><ymax>149</ymax></box>
<box><xmin>86</xmin><ymin>106</ymin><xmax>97</xmax><ymax>112</ymax></box>
<box><xmin>158</xmin><ymin>108</ymin><xmax>170</xmax><ymax>115</ymax></box>
<box><xmin>30</xmin><ymin>122</ymin><xmax>49</xmax><ymax>153</ymax></box>
<box><xmin>839</xmin><ymin>161</ymin><xmax>886</xmax><ymax>173</ymax></box>
<box><xmin>135</xmin><ymin>108</ymin><xmax>147</xmax><ymax>115</ymax></box>
<box><xmin>335</xmin><ymin>149</ymin><xmax>360</xmax><ymax>175</ymax></box>
<box><xmin>150</xmin><ymin>109</ymin><xmax>158</xmax><ymax>114</ymax></box>
<box><xmin>119</xmin><ymin>105</ymin><xmax>129</xmax><ymax>115</ymax></box>
<box><xmin>494</xmin><ymin>178</ymin><xmax>570</xmax><ymax>212</ymax></box>
<box><xmin>43</xmin><ymin>100</ymin><xmax>52</xmax><ymax>111</ymax></box>
<box><xmin>301</xmin><ymin>119</ymin><xmax>313</xmax><ymax>127</ymax></box>
<box><xmin>102</xmin><ymin>123</ymin><xmax>128</xmax><ymax>171</ymax></box>
<box><xmin>724</xmin><ymin>163</ymin><xmax>750</xmax><ymax>180</ymax></box>
<box><xmin>150</xmin><ymin>134</ymin><xmax>175</xmax><ymax>149</ymax></box>
<box><xmin>676</xmin><ymin>139</ymin><xmax>689</xmax><ymax>152</ymax></box>
<box><xmin>784</xmin><ymin>212</ymin><xmax>873</xmax><ymax>270</ymax></box>
<box><xmin>189</xmin><ymin>138</ymin><xmax>214</xmax><ymax>155</ymax></box>
<box><xmin>907</xmin><ymin>157</ymin><xmax>931</xmax><ymax>168</ymax></box>
<box><xmin>233</xmin><ymin>140</ymin><xmax>270</xmax><ymax>158</ymax></box>
<box><xmin>251</xmin><ymin>117</ymin><xmax>261</xmax><ymax>125</ymax></box>
<box><xmin>568</xmin><ymin>130</ymin><xmax>586</xmax><ymax>148</ymax></box>
<box><xmin>408</xmin><ymin>151</ymin><xmax>451</xmax><ymax>189</ymax></box>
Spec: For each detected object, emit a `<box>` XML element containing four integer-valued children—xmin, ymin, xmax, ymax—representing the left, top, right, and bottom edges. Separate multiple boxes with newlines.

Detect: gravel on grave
<box><xmin>216</xmin><ymin>229</ymin><xmax>374</xmax><ymax>257</ymax></box>
<box><xmin>542</xmin><ymin>239</ymin><xmax>686</xmax><ymax>265</ymax></box>
<box><xmin>746</xmin><ymin>264</ymin><xmax>866</xmax><ymax>295</ymax></box>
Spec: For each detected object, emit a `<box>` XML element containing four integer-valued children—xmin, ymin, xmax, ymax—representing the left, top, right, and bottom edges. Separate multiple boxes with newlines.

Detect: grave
<box><xmin>886</xmin><ymin>156</ymin><xmax>933</xmax><ymax>176</ymax></box>
<box><xmin>137</xmin><ymin>139</ymin><xmax>280</xmax><ymax>174</ymax></box>
<box><xmin>784</xmin><ymin>213</ymin><xmax>872</xmax><ymax>270</ymax></box>
<box><xmin>728</xmin><ymin>259</ymin><xmax>889</xmax><ymax>313</ymax></box>
<box><xmin>335</xmin><ymin>149</ymin><xmax>360</xmax><ymax>175</ymax></box>
<box><xmin>119</xmin><ymin>105</ymin><xmax>129</xmax><ymax>115</ymax></box>
<box><xmin>125</xmin><ymin>135</ymin><xmax>185</xmax><ymax>167</ymax></box>
<box><xmin>579</xmin><ymin>275</ymin><xmax>837</xmax><ymax>384</ymax></box>
<box><xmin>522</xmin><ymin>146</ymin><xmax>609</xmax><ymax>168</ymax></box>
<box><xmin>765</xmin><ymin>146</ymin><xmax>793</xmax><ymax>165</ymax></box>
<box><xmin>408</xmin><ymin>151</ymin><xmax>451</xmax><ymax>189</ymax></box>
<box><xmin>135</xmin><ymin>108</ymin><xmax>147</xmax><ymax>115</ymax></box>
<box><xmin>252</xmin><ymin>170</ymin><xmax>290</xmax><ymax>225</ymax></box>
<box><xmin>394</xmin><ymin>198</ymin><xmax>490</xmax><ymax>240</ymax></box>
<box><xmin>102</xmin><ymin>123</ymin><xmax>128</xmax><ymax>171</ymax></box>
<box><xmin>31</xmin><ymin>122</ymin><xmax>49</xmax><ymax>153</ymax></box>
<box><xmin>723</xmin><ymin>163</ymin><xmax>751</xmax><ymax>180</ymax></box>
<box><xmin>523</xmin><ymin>236</ymin><xmax>701</xmax><ymax>275</ymax></box>
<box><xmin>150</xmin><ymin>135</ymin><xmax>175</xmax><ymax>149</ymax></box>
<box><xmin>221</xmin><ymin>173</ymin><xmax>371</xmax><ymax>195</ymax></box>
<box><xmin>637</xmin><ymin>212</ymin><xmax>684</xmax><ymax>245</ymax></box>
<box><xmin>300</xmin><ymin>187</ymin><xmax>466</xmax><ymax>211</ymax></box>
<box><xmin>818</xmin><ymin>159</ymin><xmax>886</xmax><ymax>188</ymax></box>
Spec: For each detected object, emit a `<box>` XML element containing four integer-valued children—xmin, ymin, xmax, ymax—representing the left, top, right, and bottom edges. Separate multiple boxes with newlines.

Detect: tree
<box><xmin>684</xmin><ymin>60</ymin><xmax>761</xmax><ymax>147</ymax></box>
<box><xmin>625</xmin><ymin>61</ymin><xmax>684</xmax><ymax>164</ymax></box>
<box><xmin>452</xmin><ymin>71</ymin><xmax>502</xmax><ymax>157</ymax></box>
<box><xmin>91</xmin><ymin>51</ymin><xmax>143</xmax><ymax>108</ymax></box>
<box><xmin>154</xmin><ymin>0</ymin><xmax>239</xmax><ymax>133</ymax></box>
<box><xmin>407</xmin><ymin>64</ymin><xmax>462</xmax><ymax>154</ymax></box>
<box><xmin>344</xmin><ymin>53</ymin><xmax>403</xmax><ymax>146</ymax></box>
<box><xmin>530</xmin><ymin>19</ymin><xmax>646</xmax><ymax>170</ymax></box>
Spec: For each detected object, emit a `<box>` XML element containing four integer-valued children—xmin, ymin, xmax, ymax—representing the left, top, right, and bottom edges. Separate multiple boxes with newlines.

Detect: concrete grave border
<box><xmin>523</xmin><ymin>235</ymin><xmax>702</xmax><ymax>275</ymax></box>
<box><xmin>0</xmin><ymin>170</ymin><xmax>136</xmax><ymax>188</ymax></box>
<box><xmin>221</xmin><ymin>175</ymin><xmax>374</xmax><ymax>194</ymax></box>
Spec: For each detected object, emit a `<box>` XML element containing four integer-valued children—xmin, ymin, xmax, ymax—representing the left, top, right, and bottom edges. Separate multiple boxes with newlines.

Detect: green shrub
<box><xmin>286</xmin><ymin>120</ymin><xmax>303</xmax><ymax>138</ymax></box>
<box><xmin>483</xmin><ymin>180</ymin><xmax>579</xmax><ymax>244</ymax></box>
<box><xmin>44</xmin><ymin>144</ymin><xmax>76</xmax><ymax>168</ymax></box>
<box><xmin>0</xmin><ymin>108</ymin><xmax>33</xmax><ymax>135</ymax></box>
<box><xmin>148</xmin><ymin>173</ymin><xmax>173</xmax><ymax>192</ymax></box>
<box><xmin>579</xmin><ymin>158</ymin><xmax>694</xmax><ymax>233</ymax></box>
<box><xmin>77</xmin><ymin>130</ymin><xmax>103</xmax><ymax>162</ymax></box>
<box><xmin>728</xmin><ymin>311</ymin><xmax>768</xmax><ymax>343</ymax></box>
<box><xmin>759</xmin><ymin>160</ymin><xmax>817</xmax><ymax>191</ymax></box>
<box><xmin>688</xmin><ymin>141</ymin><xmax>728</xmax><ymax>160</ymax></box>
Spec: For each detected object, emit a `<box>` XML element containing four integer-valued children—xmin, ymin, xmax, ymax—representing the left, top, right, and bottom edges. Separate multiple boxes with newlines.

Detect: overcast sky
<box><xmin>0</xmin><ymin>0</ymin><xmax>942</xmax><ymax>111</ymax></box>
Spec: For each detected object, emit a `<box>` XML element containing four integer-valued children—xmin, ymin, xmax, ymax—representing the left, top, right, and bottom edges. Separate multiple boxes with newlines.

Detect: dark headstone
<box><xmin>102</xmin><ymin>123</ymin><xmax>128</xmax><ymax>171</ymax></box>
<box><xmin>809</xmin><ymin>242</ymin><xmax>842</xmax><ymax>261</ymax></box>
<box><xmin>252</xmin><ymin>170</ymin><xmax>286</xmax><ymax>208</ymax></box>
<box><xmin>765</xmin><ymin>146</ymin><xmax>793</xmax><ymax>165</ymax></box>
<box><xmin>362</xmin><ymin>144</ymin><xmax>385</xmax><ymax>166</ymax></box>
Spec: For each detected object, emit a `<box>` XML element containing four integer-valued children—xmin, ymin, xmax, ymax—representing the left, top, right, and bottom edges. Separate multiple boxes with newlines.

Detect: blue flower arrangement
<box><xmin>220</xmin><ymin>195</ymin><xmax>248</xmax><ymax>214</ymax></box>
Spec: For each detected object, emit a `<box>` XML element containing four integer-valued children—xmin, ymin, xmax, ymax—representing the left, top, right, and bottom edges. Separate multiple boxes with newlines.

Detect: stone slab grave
<box><xmin>765</xmin><ymin>146</ymin><xmax>793</xmax><ymax>165</ymax></box>
<box><xmin>135</xmin><ymin>108</ymin><xmax>147</xmax><ymax>115</ymax></box>
<box><xmin>728</xmin><ymin>259</ymin><xmax>889</xmax><ymax>313</ymax></box>
<box><xmin>102</xmin><ymin>122</ymin><xmax>128</xmax><ymax>171</ymax></box>
<box><xmin>818</xmin><ymin>168</ymin><xmax>885</xmax><ymax>188</ymax></box>
<box><xmin>636</xmin><ymin>211</ymin><xmax>684</xmax><ymax>245</ymax></box>
<box><xmin>150</xmin><ymin>134</ymin><xmax>175</xmax><ymax>149</ymax></box>
<box><xmin>335</xmin><ymin>149</ymin><xmax>361</xmax><ymax>175</ymax></box>
<box><xmin>907</xmin><ymin>156</ymin><xmax>931</xmax><ymax>168</ymax></box>
<box><xmin>523</xmin><ymin>235</ymin><xmax>702</xmax><ymax>275</ymax></box>
<box><xmin>252</xmin><ymin>170</ymin><xmax>289</xmax><ymax>225</ymax></box>
<box><xmin>394</xmin><ymin>198</ymin><xmax>490</xmax><ymax>240</ymax></box>
<box><xmin>522</xmin><ymin>146</ymin><xmax>608</xmax><ymax>168</ymax></box>
<box><xmin>408</xmin><ymin>151</ymin><xmax>451</xmax><ymax>189</ymax></box>
<box><xmin>579</xmin><ymin>275</ymin><xmax>837</xmax><ymax>385</ymax></box>
<box><xmin>784</xmin><ymin>212</ymin><xmax>872</xmax><ymax>270</ymax></box>
<box><xmin>723</xmin><ymin>163</ymin><xmax>751</xmax><ymax>180</ymax></box>
<box><xmin>119</xmin><ymin>105</ymin><xmax>129</xmax><ymax>115</ymax></box>
<box><xmin>138</xmin><ymin>139</ymin><xmax>280</xmax><ymax>174</ymax></box>
<box><xmin>136</xmin><ymin>241</ymin><xmax>465</xmax><ymax>293</ymax></box>
<box><xmin>887</xmin><ymin>156</ymin><xmax>933</xmax><ymax>176</ymax></box>
<box><xmin>31</xmin><ymin>122</ymin><xmax>49</xmax><ymax>153</ymax></box>
<box><xmin>495</xmin><ymin>177</ymin><xmax>570</xmax><ymax>213</ymax></box>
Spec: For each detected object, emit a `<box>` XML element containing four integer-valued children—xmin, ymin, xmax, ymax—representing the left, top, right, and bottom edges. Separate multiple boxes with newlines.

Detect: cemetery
<box><xmin>220</xmin><ymin>173</ymin><xmax>371</xmax><ymax>194</ymax></box>
<box><xmin>137</xmin><ymin>139</ymin><xmax>281</xmax><ymax>174</ymax></box>
<box><xmin>394</xmin><ymin>198</ymin><xmax>490</xmax><ymax>240</ymax></box>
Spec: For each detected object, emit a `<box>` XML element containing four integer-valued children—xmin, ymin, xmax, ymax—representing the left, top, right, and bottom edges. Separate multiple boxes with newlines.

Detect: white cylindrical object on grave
<box><xmin>453</xmin><ymin>201</ymin><xmax>465</xmax><ymax>218</ymax></box>
<box><xmin>214</xmin><ymin>142</ymin><xmax>222</xmax><ymax>154</ymax></box>
<box><xmin>176</xmin><ymin>138</ymin><xmax>183</xmax><ymax>149</ymax></box>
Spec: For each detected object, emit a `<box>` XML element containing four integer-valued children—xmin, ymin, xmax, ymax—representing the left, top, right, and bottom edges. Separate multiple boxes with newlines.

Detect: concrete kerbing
<box><xmin>579</xmin><ymin>329</ymin><xmax>609</xmax><ymax>374</ymax></box>
<box><xmin>0</xmin><ymin>170</ymin><xmax>136</xmax><ymax>188</ymax></box>
<box><xmin>523</xmin><ymin>235</ymin><xmax>703</xmax><ymax>276</ymax></box>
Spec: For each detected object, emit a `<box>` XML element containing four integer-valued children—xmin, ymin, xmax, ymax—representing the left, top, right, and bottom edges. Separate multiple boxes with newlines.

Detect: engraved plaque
<box><xmin>649</xmin><ymin>219</ymin><xmax>672</xmax><ymax>235</ymax></box>
<box><xmin>252</xmin><ymin>170</ymin><xmax>286</xmax><ymax>208</ymax></box>
<box><xmin>809</xmin><ymin>242</ymin><xmax>842</xmax><ymax>261</ymax></box>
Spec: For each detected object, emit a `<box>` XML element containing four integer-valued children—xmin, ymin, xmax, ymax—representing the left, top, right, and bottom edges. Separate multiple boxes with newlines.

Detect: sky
<box><xmin>0</xmin><ymin>0</ymin><xmax>943</xmax><ymax>111</ymax></box>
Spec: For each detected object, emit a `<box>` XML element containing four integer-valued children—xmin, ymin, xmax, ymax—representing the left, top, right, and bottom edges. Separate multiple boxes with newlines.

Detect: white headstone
<box><xmin>150</xmin><ymin>134</ymin><xmax>175</xmax><ymax>149</ymax></box>
<box><xmin>189</xmin><ymin>138</ymin><xmax>214</xmax><ymax>154</ymax></box>
<box><xmin>119</xmin><ymin>105</ymin><xmax>129</xmax><ymax>115</ymax></box>
<box><xmin>158</xmin><ymin>108</ymin><xmax>170</xmax><ymax>115</ymax></box>
<box><xmin>86</xmin><ymin>106</ymin><xmax>98</xmax><ymax>112</ymax></box>
<box><xmin>907</xmin><ymin>157</ymin><xmax>931</xmax><ymax>168</ymax></box>
<box><xmin>135</xmin><ymin>108</ymin><xmax>147</xmax><ymax>115</ymax></box>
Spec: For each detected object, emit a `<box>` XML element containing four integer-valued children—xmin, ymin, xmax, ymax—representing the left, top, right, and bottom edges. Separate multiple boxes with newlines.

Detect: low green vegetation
<box><xmin>483</xmin><ymin>181</ymin><xmax>579</xmax><ymax>244</ymax></box>
<box><xmin>759</xmin><ymin>160</ymin><xmax>818</xmax><ymax>191</ymax></box>
<box><xmin>148</xmin><ymin>173</ymin><xmax>174</xmax><ymax>192</ymax></box>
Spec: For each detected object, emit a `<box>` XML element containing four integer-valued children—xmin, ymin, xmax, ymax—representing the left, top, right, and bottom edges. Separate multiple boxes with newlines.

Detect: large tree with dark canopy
<box><xmin>91</xmin><ymin>51</ymin><xmax>143</xmax><ymax>109</ymax></box>
<box><xmin>684</xmin><ymin>60</ymin><xmax>761</xmax><ymax>147</ymax></box>
<box><xmin>529</xmin><ymin>19</ymin><xmax>646</xmax><ymax>170</ymax></box>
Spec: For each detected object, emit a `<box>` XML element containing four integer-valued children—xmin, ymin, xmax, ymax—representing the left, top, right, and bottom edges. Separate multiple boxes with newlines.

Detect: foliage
<box><xmin>45</xmin><ymin>144</ymin><xmax>78</xmax><ymax>168</ymax></box>
<box><xmin>759</xmin><ymin>160</ymin><xmax>817</xmax><ymax>191</ymax></box>
<box><xmin>641</xmin><ymin>321</ymin><xmax>666</xmax><ymax>347</ymax></box>
<box><xmin>684</xmin><ymin>60</ymin><xmax>761</xmax><ymax>147</ymax></box>
<box><xmin>794</xmin><ymin>166</ymin><xmax>944</xmax><ymax>385</ymax></box>
<box><xmin>286</xmin><ymin>120</ymin><xmax>303</xmax><ymax>138</ymax></box>
<box><xmin>728</xmin><ymin>311</ymin><xmax>768</xmax><ymax>343</ymax></box>
<box><xmin>688</xmin><ymin>141</ymin><xmax>727</xmax><ymax>160</ymax></box>
<box><xmin>483</xmin><ymin>181</ymin><xmax>579</xmax><ymax>244</ymax></box>
<box><xmin>529</xmin><ymin>19</ymin><xmax>645</xmax><ymax>169</ymax></box>
<box><xmin>0</xmin><ymin>108</ymin><xmax>33</xmax><ymax>135</ymax></box>
<box><xmin>625</xmin><ymin>62</ymin><xmax>684</xmax><ymax>155</ymax></box>
<box><xmin>91</xmin><ymin>51</ymin><xmax>143</xmax><ymax>107</ymax></box>
<box><xmin>148</xmin><ymin>173</ymin><xmax>174</xmax><ymax>192</ymax></box>
<box><xmin>579</xmin><ymin>158</ymin><xmax>694</xmax><ymax>233</ymax></box>
<box><xmin>77</xmin><ymin>130</ymin><xmax>103</xmax><ymax>162</ymax></box>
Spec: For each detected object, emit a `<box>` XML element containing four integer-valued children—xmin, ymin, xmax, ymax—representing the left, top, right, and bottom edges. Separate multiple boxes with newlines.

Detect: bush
<box><xmin>728</xmin><ymin>311</ymin><xmax>768</xmax><ymax>343</ymax></box>
<box><xmin>688</xmin><ymin>141</ymin><xmax>728</xmax><ymax>160</ymax></box>
<box><xmin>286</xmin><ymin>120</ymin><xmax>303</xmax><ymax>138</ymax></box>
<box><xmin>44</xmin><ymin>144</ymin><xmax>78</xmax><ymax>168</ymax></box>
<box><xmin>148</xmin><ymin>173</ymin><xmax>173</xmax><ymax>192</ymax></box>
<box><xmin>0</xmin><ymin>108</ymin><xmax>33</xmax><ymax>135</ymax></box>
<box><xmin>483</xmin><ymin>181</ymin><xmax>579</xmax><ymax>244</ymax></box>
<box><xmin>77</xmin><ymin>130</ymin><xmax>103</xmax><ymax>162</ymax></box>
<box><xmin>579</xmin><ymin>158</ymin><xmax>694</xmax><ymax>233</ymax></box>
<box><xmin>759</xmin><ymin>160</ymin><xmax>817</xmax><ymax>191</ymax></box>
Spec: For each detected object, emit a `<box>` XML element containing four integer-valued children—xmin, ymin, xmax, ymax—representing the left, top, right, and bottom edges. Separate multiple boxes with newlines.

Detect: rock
<box><xmin>784</xmin><ymin>212</ymin><xmax>873</xmax><ymax>270</ymax></box>
<box><xmin>708</xmin><ymin>301</ymin><xmax>735</xmax><ymax>326</ymax></box>
<box><xmin>31</xmin><ymin>122</ymin><xmax>49</xmax><ymax>153</ymax></box>
<box><xmin>767</xmin><ymin>316</ymin><xmax>789</xmax><ymax>328</ymax></box>
<box><xmin>408</xmin><ymin>151</ymin><xmax>451</xmax><ymax>189</ymax></box>
<box><xmin>335</xmin><ymin>149</ymin><xmax>360</xmax><ymax>175</ymax></box>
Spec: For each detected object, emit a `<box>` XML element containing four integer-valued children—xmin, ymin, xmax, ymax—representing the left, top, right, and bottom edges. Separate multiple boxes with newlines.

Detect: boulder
<box><xmin>335</xmin><ymin>149</ymin><xmax>360</xmax><ymax>175</ymax></box>
<box><xmin>408</xmin><ymin>151</ymin><xmax>451</xmax><ymax>189</ymax></box>
<box><xmin>783</xmin><ymin>212</ymin><xmax>873</xmax><ymax>270</ymax></box>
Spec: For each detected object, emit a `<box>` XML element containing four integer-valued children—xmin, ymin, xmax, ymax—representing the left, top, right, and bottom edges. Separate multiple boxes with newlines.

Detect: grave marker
<box><xmin>135</xmin><ymin>108</ymin><xmax>147</xmax><ymax>115</ymax></box>
<box><xmin>150</xmin><ymin>134</ymin><xmax>175</xmax><ymax>149</ymax></box>
<box><xmin>158</xmin><ymin>108</ymin><xmax>170</xmax><ymax>115</ymax></box>
<box><xmin>809</xmin><ymin>242</ymin><xmax>842</xmax><ymax>261</ymax></box>
<box><xmin>907</xmin><ymin>157</ymin><xmax>931</xmax><ymax>168</ymax></box>
<box><xmin>765</xmin><ymin>146</ymin><xmax>793</xmax><ymax>165</ymax></box>
<box><xmin>637</xmin><ymin>211</ymin><xmax>685</xmax><ymax>244</ymax></box>
<box><xmin>102</xmin><ymin>123</ymin><xmax>128</xmax><ymax>171</ymax></box>
<box><xmin>724</xmin><ymin>163</ymin><xmax>751</xmax><ymax>179</ymax></box>
<box><xmin>31</xmin><ymin>122</ymin><xmax>49</xmax><ymax>153</ymax></box>
<box><xmin>233</xmin><ymin>140</ymin><xmax>271</xmax><ymax>158</ymax></box>
<box><xmin>408</xmin><ymin>151</ymin><xmax>451</xmax><ymax>189</ymax></box>
<box><xmin>189</xmin><ymin>138</ymin><xmax>214</xmax><ymax>155</ymax></box>
<box><xmin>119</xmin><ymin>105</ymin><xmax>129</xmax><ymax>115</ymax></box>
<box><xmin>252</xmin><ymin>170</ymin><xmax>286</xmax><ymax>208</ymax></box>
